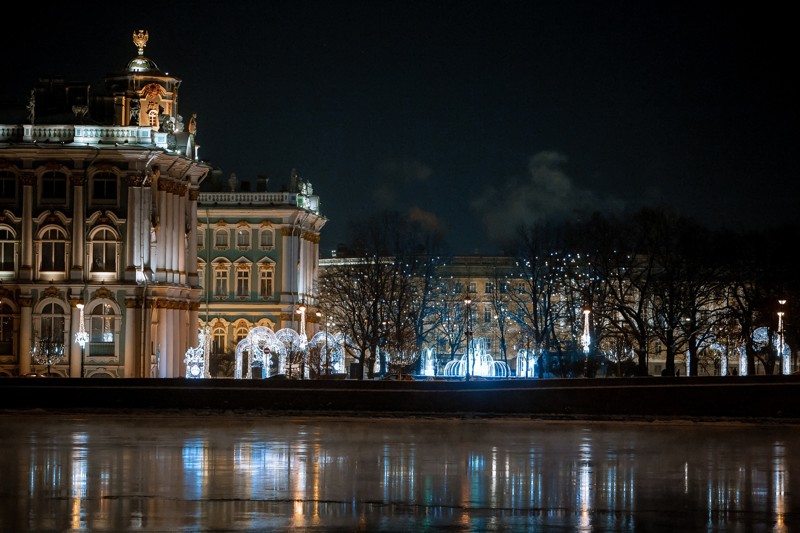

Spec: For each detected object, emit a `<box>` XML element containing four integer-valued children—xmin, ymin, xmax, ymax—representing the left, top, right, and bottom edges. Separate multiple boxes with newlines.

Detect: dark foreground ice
<box><xmin>1</xmin><ymin>412</ymin><xmax>798</xmax><ymax>532</ymax></box>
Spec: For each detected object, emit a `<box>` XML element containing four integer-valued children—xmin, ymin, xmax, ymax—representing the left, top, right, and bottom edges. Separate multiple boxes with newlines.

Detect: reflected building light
<box><xmin>578</xmin><ymin>436</ymin><xmax>592</xmax><ymax>532</ymax></box>
<box><xmin>70</xmin><ymin>432</ymin><xmax>88</xmax><ymax>532</ymax></box>
<box><xmin>684</xmin><ymin>462</ymin><xmax>689</xmax><ymax>494</ymax></box>
<box><xmin>773</xmin><ymin>443</ymin><xmax>786</xmax><ymax>532</ymax></box>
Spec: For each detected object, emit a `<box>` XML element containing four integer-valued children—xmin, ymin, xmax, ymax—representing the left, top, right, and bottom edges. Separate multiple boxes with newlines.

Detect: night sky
<box><xmin>4</xmin><ymin>1</ymin><xmax>797</xmax><ymax>255</ymax></box>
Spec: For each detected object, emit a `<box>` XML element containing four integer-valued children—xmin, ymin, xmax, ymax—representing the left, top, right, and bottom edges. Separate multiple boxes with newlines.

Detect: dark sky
<box><xmin>5</xmin><ymin>1</ymin><xmax>797</xmax><ymax>255</ymax></box>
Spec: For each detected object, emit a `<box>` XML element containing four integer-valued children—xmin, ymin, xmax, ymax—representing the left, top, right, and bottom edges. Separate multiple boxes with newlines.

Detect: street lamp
<box><xmin>778</xmin><ymin>299</ymin><xmax>787</xmax><ymax>375</ymax></box>
<box><xmin>581</xmin><ymin>307</ymin><xmax>591</xmax><ymax>377</ymax></box>
<box><xmin>464</xmin><ymin>296</ymin><xmax>472</xmax><ymax>381</ymax></box>
<box><xmin>74</xmin><ymin>303</ymin><xmax>89</xmax><ymax>377</ymax></box>
<box><xmin>316</xmin><ymin>310</ymin><xmax>330</xmax><ymax>376</ymax></box>
<box><xmin>296</xmin><ymin>303</ymin><xmax>307</xmax><ymax>342</ymax></box>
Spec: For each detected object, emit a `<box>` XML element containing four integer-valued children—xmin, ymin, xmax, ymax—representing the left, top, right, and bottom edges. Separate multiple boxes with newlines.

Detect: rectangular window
<box><xmin>0</xmin><ymin>173</ymin><xmax>16</xmax><ymax>204</ymax></box>
<box><xmin>41</xmin><ymin>171</ymin><xmax>67</xmax><ymax>201</ymax></box>
<box><xmin>484</xmin><ymin>308</ymin><xmax>492</xmax><ymax>323</ymax></box>
<box><xmin>485</xmin><ymin>282</ymin><xmax>494</xmax><ymax>294</ymax></box>
<box><xmin>215</xmin><ymin>231</ymin><xmax>228</xmax><ymax>248</ymax></box>
<box><xmin>41</xmin><ymin>242</ymin><xmax>66</xmax><ymax>271</ymax></box>
<box><xmin>91</xmin><ymin>174</ymin><xmax>118</xmax><ymax>204</ymax></box>
<box><xmin>259</xmin><ymin>270</ymin><xmax>274</xmax><ymax>298</ymax></box>
<box><xmin>91</xmin><ymin>242</ymin><xmax>116</xmax><ymax>272</ymax></box>
<box><xmin>213</xmin><ymin>329</ymin><xmax>225</xmax><ymax>354</ymax></box>
<box><xmin>214</xmin><ymin>270</ymin><xmax>228</xmax><ymax>296</ymax></box>
<box><xmin>469</xmin><ymin>282</ymin><xmax>477</xmax><ymax>293</ymax></box>
<box><xmin>197</xmin><ymin>231</ymin><xmax>205</xmax><ymax>249</ymax></box>
<box><xmin>236</xmin><ymin>269</ymin><xmax>249</xmax><ymax>297</ymax></box>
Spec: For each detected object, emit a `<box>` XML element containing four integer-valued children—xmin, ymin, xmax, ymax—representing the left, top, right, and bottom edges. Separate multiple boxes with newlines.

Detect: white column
<box><xmin>19</xmin><ymin>303</ymin><xmax>32</xmax><ymax>374</ymax></box>
<box><xmin>158</xmin><ymin>305</ymin><xmax>168</xmax><ymax>378</ymax></box>
<box><xmin>71</xmin><ymin>177</ymin><xmax>85</xmax><ymax>281</ymax></box>
<box><xmin>69</xmin><ymin>303</ymin><xmax>81</xmax><ymax>377</ymax></box>
<box><xmin>124</xmin><ymin>300</ymin><xmax>136</xmax><ymax>377</ymax></box>
<box><xmin>21</xmin><ymin>176</ymin><xmax>34</xmax><ymax>280</ymax></box>
<box><xmin>187</xmin><ymin>190</ymin><xmax>199</xmax><ymax>287</ymax></box>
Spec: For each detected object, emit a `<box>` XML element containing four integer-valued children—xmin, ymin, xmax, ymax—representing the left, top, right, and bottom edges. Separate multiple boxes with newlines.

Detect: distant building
<box><xmin>0</xmin><ymin>30</ymin><xmax>210</xmax><ymax>377</ymax></box>
<box><xmin>196</xmin><ymin>169</ymin><xmax>326</xmax><ymax>375</ymax></box>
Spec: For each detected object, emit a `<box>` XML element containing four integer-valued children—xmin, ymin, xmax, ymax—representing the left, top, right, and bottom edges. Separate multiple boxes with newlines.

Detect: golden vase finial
<box><xmin>133</xmin><ymin>29</ymin><xmax>149</xmax><ymax>55</ymax></box>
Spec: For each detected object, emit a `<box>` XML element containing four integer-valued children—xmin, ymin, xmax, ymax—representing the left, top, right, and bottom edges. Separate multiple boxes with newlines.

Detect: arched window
<box><xmin>214</xmin><ymin>229</ymin><xmax>228</xmax><ymax>248</ymax></box>
<box><xmin>39</xmin><ymin>227</ymin><xmax>67</xmax><ymax>273</ymax></box>
<box><xmin>40</xmin><ymin>302</ymin><xmax>65</xmax><ymax>342</ymax></box>
<box><xmin>90</xmin><ymin>303</ymin><xmax>115</xmax><ymax>356</ymax></box>
<box><xmin>236</xmin><ymin>228</ymin><xmax>250</xmax><ymax>248</ymax></box>
<box><xmin>259</xmin><ymin>229</ymin><xmax>274</xmax><ymax>249</ymax></box>
<box><xmin>212</xmin><ymin>327</ymin><xmax>226</xmax><ymax>355</ymax></box>
<box><xmin>0</xmin><ymin>226</ymin><xmax>16</xmax><ymax>273</ymax></box>
<box><xmin>90</xmin><ymin>227</ymin><xmax>118</xmax><ymax>274</ymax></box>
<box><xmin>234</xmin><ymin>326</ymin><xmax>249</xmax><ymax>346</ymax></box>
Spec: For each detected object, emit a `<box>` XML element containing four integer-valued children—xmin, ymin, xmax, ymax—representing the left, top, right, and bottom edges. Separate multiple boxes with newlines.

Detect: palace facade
<box><xmin>0</xmin><ymin>31</ymin><xmax>210</xmax><ymax>377</ymax></box>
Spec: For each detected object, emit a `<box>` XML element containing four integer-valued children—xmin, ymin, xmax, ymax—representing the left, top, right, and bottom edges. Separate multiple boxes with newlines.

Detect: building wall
<box><xmin>196</xmin><ymin>188</ymin><xmax>326</xmax><ymax>375</ymax></box>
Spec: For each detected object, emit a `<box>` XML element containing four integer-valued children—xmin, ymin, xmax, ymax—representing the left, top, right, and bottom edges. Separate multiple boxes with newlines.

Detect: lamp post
<box><xmin>581</xmin><ymin>307</ymin><xmax>591</xmax><ymax>377</ymax></box>
<box><xmin>316</xmin><ymin>310</ymin><xmax>330</xmax><ymax>376</ymax></box>
<box><xmin>74</xmin><ymin>303</ymin><xmax>89</xmax><ymax>377</ymax></box>
<box><xmin>778</xmin><ymin>299</ymin><xmax>787</xmax><ymax>375</ymax></box>
<box><xmin>31</xmin><ymin>337</ymin><xmax>65</xmax><ymax>377</ymax></box>
<box><xmin>464</xmin><ymin>296</ymin><xmax>472</xmax><ymax>381</ymax></box>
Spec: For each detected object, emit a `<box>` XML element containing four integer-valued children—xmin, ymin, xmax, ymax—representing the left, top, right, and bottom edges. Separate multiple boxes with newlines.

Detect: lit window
<box><xmin>485</xmin><ymin>282</ymin><xmax>494</xmax><ymax>294</ymax></box>
<box><xmin>260</xmin><ymin>229</ymin><xmax>274</xmax><ymax>248</ymax></box>
<box><xmin>90</xmin><ymin>228</ymin><xmax>117</xmax><ymax>273</ymax></box>
<box><xmin>40</xmin><ymin>302</ymin><xmax>65</xmax><ymax>341</ymax></box>
<box><xmin>0</xmin><ymin>302</ymin><xmax>13</xmax><ymax>355</ymax></box>
<box><xmin>212</xmin><ymin>328</ymin><xmax>226</xmax><ymax>354</ymax></box>
<box><xmin>236</xmin><ymin>268</ymin><xmax>250</xmax><ymax>297</ymax></box>
<box><xmin>236</xmin><ymin>229</ymin><xmax>250</xmax><ymax>248</ymax></box>
<box><xmin>91</xmin><ymin>304</ymin><xmax>115</xmax><ymax>349</ymax></box>
<box><xmin>215</xmin><ymin>230</ymin><xmax>229</xmax><ymax>248</ymax></box>
<box><xmin>214</xmin><ymin>268</ymin><xmax>229</xmax><ymax>297</ymax></box>
<box><xmin>469</xmin><ymin>282</ymin><xmax>477</xmax><ymax>293</ymax></box>
<box><xmin>0</xmin><ymin>227</ymin><xmax>16</xmax><ymax>272</ymax></box>
<box><xmin>259</xmin><ymin>269</ymin><xmax>274</xmax><ymax>298</ymax></box>
<box><xmin>39</xmin><ymin>227</ymin><xmax>67</xmax><ymax>272</ymax></box>
<box><xmin>234</xmin><ymin>327</ymin><xmax>248</xmax><ymax>345</ymax></box>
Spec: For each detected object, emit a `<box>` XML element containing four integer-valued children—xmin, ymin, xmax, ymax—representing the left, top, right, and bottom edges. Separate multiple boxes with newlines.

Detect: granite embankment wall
<box><xmin>2</xmin><ymin>376</ymin><xmax>799</xmax><ymax>420</ymax></box>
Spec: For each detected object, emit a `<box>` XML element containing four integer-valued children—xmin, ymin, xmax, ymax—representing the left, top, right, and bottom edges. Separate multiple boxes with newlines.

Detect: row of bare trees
<box><xmin>319</xmin><ymin>208</ymin><xmax>798</xmax><ymax>378</ymax></box>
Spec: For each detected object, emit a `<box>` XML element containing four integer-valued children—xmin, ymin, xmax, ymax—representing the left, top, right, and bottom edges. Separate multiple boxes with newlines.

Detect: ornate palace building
<box><xmin>196</xmin><ymin>171</ymin><xmax>326</xmax><ymax>374</ymax></box>
<box><xmin>0</xmin><ymin>31</ymin><xmax>210</xmax><ymax>377</ymax></box>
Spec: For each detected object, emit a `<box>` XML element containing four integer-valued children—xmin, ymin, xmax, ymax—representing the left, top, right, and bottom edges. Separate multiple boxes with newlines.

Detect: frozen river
<box><xmin>1</xmin><ymin>412</ymin><xmax>798</xmax><ymax>532</ymax></box>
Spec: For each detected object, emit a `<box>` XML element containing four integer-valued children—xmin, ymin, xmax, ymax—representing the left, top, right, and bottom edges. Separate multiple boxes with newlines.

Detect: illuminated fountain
<box><xmin>515</xmin><ymin>348</ymin><xmax>539</xmax><ymax>378</ymax></box>
<box><xmin>442</xmin><ymin>337</ymin><xmax>511</xmax><ymax>378</ymax></box>
<box><xmin>420</xmin><ymin>347</ymin><xmax>437</xmax><ymax>376</ymax></box>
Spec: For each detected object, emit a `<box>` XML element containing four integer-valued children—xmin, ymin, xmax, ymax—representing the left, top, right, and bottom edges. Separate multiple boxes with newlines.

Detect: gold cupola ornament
<box><xmin>133</xmin><ymin>29</ymin><xmax>149</xmax><ymax>55</ymax></box>
<box><xmin>127</xmin><ymin>29</ymin><xmax>159</xmax><ymax>72</ymax></box>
